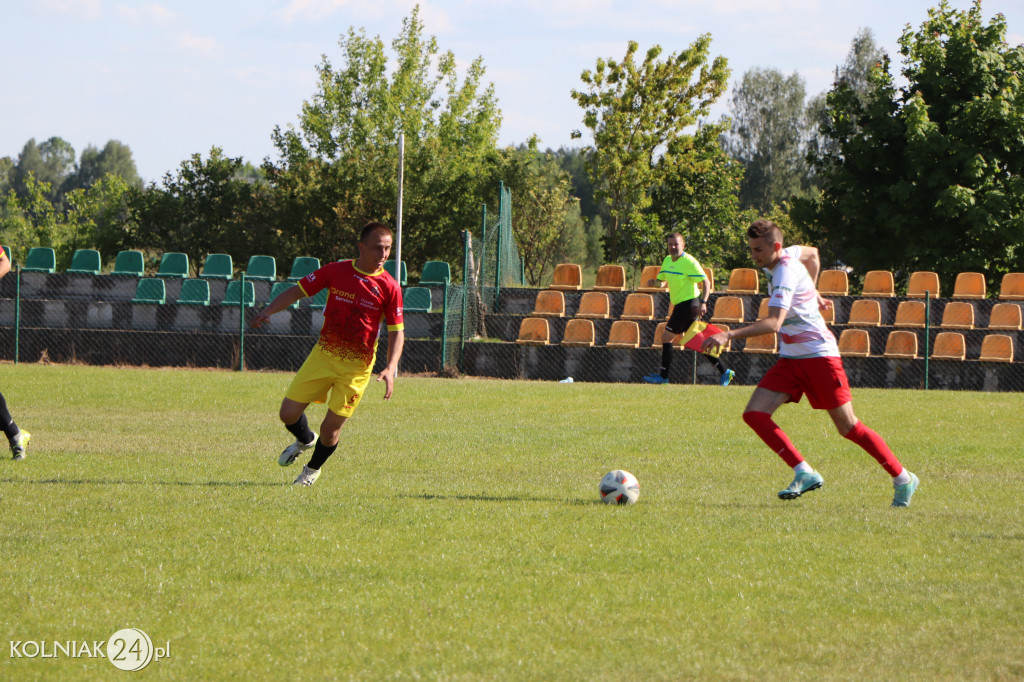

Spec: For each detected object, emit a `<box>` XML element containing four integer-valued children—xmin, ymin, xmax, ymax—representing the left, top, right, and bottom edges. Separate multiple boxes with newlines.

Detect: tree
<box><xmin>722</xmin><ymin>68</ymin><xmax>810</xmax><ymax>212</ymax></box>
<box><xmin>571</xmin><ymin>37</ymin><xmax>730</xmax><ymax>262</ymax></box>
<box><xmin>268</xmin><ymin>7</ymin><xmax>501</xmax><ymax>268</ymax></box>
<box><xmin>13</xmin><ymin>137</ymin><xmax>76</xmax><ymax>207</ymax></box>
<box><xmin>65</xmin><ymin>140</ymin><xmax>142</xmax><ymax>193</ymax></box>
<box><xmin>130</xmin><ymin>148</ymin><xmax>276</xmax><ymax>264</ymax></box>
<box><xmin>651</xmin><ymin>122</ymin><xmax>750</xmax><ymax>271</ymax></box>
<box><xmin>795</xmin><ymin>0</ymin><xmax>1024</xmax><ymax>287</ymax></box>
<box><xmin>498</xmin><ymin>141</ymin><xmax>585</xmax><ymax>285</ymax></box>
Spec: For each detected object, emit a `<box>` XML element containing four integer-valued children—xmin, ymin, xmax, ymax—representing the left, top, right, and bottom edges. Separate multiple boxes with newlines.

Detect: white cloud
<box><xmin>115</xmin><ymin>3</ymin><xmax>175</xmax><ymax>25</ymax></box>
<box><xmin>176</xmin><ymin>32</ymin><xmax>220</xmax><ymax>53</ymax></box>
<box><xmin>38</xmin><ymin>0</ymin><xmax>100</xmax><ymax>19</ymax></box>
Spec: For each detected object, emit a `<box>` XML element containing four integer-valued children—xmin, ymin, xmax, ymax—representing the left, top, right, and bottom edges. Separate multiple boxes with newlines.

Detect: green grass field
<box><xmin>1</xmin><ymin>364</ymin><xmax>1022</xmax><ymax>680</ymax></box>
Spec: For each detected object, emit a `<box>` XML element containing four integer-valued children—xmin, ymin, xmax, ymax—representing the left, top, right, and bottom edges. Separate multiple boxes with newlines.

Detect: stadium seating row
<box><xmin>516</xmin><ymin>316</ymin><xmax>1015</xmax><ymax>363</ymax></box>
<box><xmin>127</xmin><ymin>278</ymin><xmax>435</xmax><ymax>312</ymax></box>
<box><xmin>15</xmin><ymin>247</ymin><xmax>452</xmax><ymax>288</ymax></box>
<box><xmin>837</xmin><ymin>329</ymin><xmax>1014</xmax><ymax>362</ymax></box>
<box><xmin>529</xmin><ymin>289</ymin><xmax>1023</xmax><ymax>333</ymax></box>
<box><xmin>544</xmin><ymin>261</ymin><xmax>1024</xmax><ymax>300</ymax></box>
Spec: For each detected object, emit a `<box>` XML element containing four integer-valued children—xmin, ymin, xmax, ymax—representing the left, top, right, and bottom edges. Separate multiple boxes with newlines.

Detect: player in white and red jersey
<box><xmin>703</xmin><ymin>219</ymin><xmax>919</xmax><ymax>507</ymax></box>
<box><xmin>252</xmin><ymin>222</ymin><xmax>405</xmax><ymax>487</ymax></box>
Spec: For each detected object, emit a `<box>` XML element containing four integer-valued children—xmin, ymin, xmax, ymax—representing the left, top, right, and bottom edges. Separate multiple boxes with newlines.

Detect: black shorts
<box><xmin>665</xmin><ymin>298</ymin><xmax>703</xmax><ymax>335</ymax></box>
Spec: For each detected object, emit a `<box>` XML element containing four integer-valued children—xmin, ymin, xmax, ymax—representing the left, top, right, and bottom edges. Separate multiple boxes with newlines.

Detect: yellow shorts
<box><xmin>285</xmin><ymin>344</ymin><xmax>375</xmax><ymax>417</ymax></box>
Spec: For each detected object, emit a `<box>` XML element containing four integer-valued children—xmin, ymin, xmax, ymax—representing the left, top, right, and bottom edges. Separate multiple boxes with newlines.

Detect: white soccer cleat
<box><xmin>278</xmin><ymin>433</ymin><xmax>317</xmax><ymax>467</ymax></box>
<box><xmin>11</xmin><ymin>430</ymin><xmax>31</xmax><ymax>461</ymax></box>
<box><xmin>293</xmin><ymin>465</ymin><xmax>321</xmax><ymax>487</ymax></box>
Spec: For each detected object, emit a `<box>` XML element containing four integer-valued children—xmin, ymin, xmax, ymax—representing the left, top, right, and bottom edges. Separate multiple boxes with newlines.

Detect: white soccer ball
<box><xmin>599</xmin><ymin>470</ymin><xmax>640</xmax><ymax>505</ymax></box>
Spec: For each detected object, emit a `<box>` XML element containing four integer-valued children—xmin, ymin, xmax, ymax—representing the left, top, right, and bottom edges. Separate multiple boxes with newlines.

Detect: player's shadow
<box><xmin>401</xmin><ymin>493</ymin><xmax>578</xmax><ymax>504</ymax></box>
<box><xmin>0</xmin><ymin>477</ymin><xmax>283</xmax><ymax>487</ymax></box>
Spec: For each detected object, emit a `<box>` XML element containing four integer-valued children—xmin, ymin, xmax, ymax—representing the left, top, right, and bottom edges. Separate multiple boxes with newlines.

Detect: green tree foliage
<box><xmin>268</xmin><ymin>7</ymin><xmax>500</xmax><ymax>267</ymax></box>
<box><xmin>571</xmin><ymin>37</ymin><xmax>730</xmax><ymax>262</ymax></box>
<box><xmin>13</xmin><ymin>137</ymin><xmax>76</xmax><ymax>208</ymax></box>
<box><xmin>65</xmin><ymin>140</ymin><xmax>142</xmax><ymax>193</ymax></box>
<box><xmin>130</xmin><ymin>148</ymin><xmax>276</xmax><ymax>267</ymax></box>
<box><xmin>498</xmin><ymin>141</ymin><xmax>585</xmax><ymax>285</ymax></box>
<box><xmin>723</xmin><ymin>68</ymin><xmax>810</xmax><ymax>212</ymax></box>
<box><xmin>796</xmin><ymin>1</ymin><xmax>1024</xmax><ymax>288</ymax></box>
<box><xmin>651</xmin><ymin>122</ymin><xmax>749</xmax><ymax>271</ymax></box>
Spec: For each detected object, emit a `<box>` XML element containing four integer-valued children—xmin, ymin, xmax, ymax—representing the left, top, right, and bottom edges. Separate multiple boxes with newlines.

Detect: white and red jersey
<box><xmin>297</xmin><ymin>260</ymin><xmax>404</xmax><ymax>366</ymax></box>
<box><xmin>763</xmin><ymin>246</ymin><xmax>839</xmax><ymax>359</ymax></box>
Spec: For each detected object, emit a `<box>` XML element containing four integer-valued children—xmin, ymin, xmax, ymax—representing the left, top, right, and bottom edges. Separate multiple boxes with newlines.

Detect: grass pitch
<box><xmin>1</xmin><ymin>364</ymin><xmax>1022</xmax><ymax>680</ymax></box>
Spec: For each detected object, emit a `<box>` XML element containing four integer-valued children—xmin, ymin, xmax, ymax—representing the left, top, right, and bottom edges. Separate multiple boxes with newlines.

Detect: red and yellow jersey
<box><xmin>297</xmin><ymin>260</ymin><xmax>404</xmax><ymax>366</ymax></box>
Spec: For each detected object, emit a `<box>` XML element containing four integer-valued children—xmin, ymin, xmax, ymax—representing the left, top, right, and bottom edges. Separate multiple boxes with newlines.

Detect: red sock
<box><xmin>844</xmin><ymin>421</ymin><xmax>903</xmax><ymax>477</ymax></box>
<box><xmin>743</xmin><ymin>411</ymin><xmax>804</xmax><ymax>468</ymax></box>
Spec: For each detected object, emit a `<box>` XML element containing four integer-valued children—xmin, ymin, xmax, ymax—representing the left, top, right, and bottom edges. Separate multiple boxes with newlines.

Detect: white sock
<box><xmin>893</xmin><ymin>470</ymin><xmax>912</xmax><ymax>486</ymax></box>
<box><xmin>794</xmin><ymin>461</ymin><xmax>813</xmax><ymax>474</ymax></box>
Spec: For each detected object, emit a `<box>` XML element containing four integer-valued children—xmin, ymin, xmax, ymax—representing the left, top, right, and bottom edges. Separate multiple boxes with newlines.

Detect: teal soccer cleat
<box><xmin>720</xmin><ymin>369</ymin><xmax>735</xmax><ymax>386</ymax></box>
<box><xmin>642</xmin><ymin>374</ymin><xmax>669</xmax><ymax>385</ymax></box>
<box><xmin>778</xmin><ymin>471</ymin><xmax>824</xmax><ymax>500</ymax></box>
<box><xmin>892</xmin><ymin>472</ymin><xmax>919</xmax><ymax>507</ymax></box>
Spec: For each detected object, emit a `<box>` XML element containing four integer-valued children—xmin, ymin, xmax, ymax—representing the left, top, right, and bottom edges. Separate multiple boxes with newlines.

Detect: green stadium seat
<box><xmin>222</xmin><ymin>280</ymin><xmax>256</xmax><ymax>307</ymax></box>
<box><xmin>200</xmin><ymin>253</ymin><xmax>233</xmax><ymax>280</ymax></box>
<box><xmin>67</xmin><ymin>248</ymin><xmax>102</xmax><ymax>275</ymax></box>
<box><xmin>269</xmin><ymin>281</ymin><xmax>300</xmax><ymax>309</ymax></box>
<box><xmin>23</xmin><ymin>247</ymin><xmax>56</xmax><ymax>273</ymax></box>
<box><xmin>177</xmin><ymin>278</ymin><xmax>211</xmax><ymax>306</ymax></box>
<box><xmin>157</xmin><ymin>252</ymin><xmax>190</xmax><ymax>278</ymax></box>
<box><xmin>132</xmin><ymin>278</ymin><xmax>166</xmax><ymax>304</ymax></box>
<box><xmin>403</xmin><ymin>286</ymin><xmax>432</xmax><ymax>313</ymax></box>
<box><xmin>112</xmin><ymin>250</ymin><xmax>145</xmax><ymax>277</ymax></box>
<box><xmin>384</xmin><ymin>260</ymin><xmax>407</xmax><ymax>286</ymax></box>
<box><xmin>288</xmin><ymin>256</ymin><xmax>320</xmax><ymax>282</ymax></box>
<box><xmin>2</xmin><ymin>245</ymin><xmax>11</xmax><ymax>266</ymax></box>
<box><xmin>245</xmin><ymin>255</ymin><xmax>277</xmax><ymax>281</ymax></box>
<box><xmin>419</xmin><ymin>260</ymin><xmax>451</xmax><ymax>286</ymax></box>
<box><xmin>309</xmin><ymin>288</ymin><xmax>328</xmax><ymax>310</ymax></box>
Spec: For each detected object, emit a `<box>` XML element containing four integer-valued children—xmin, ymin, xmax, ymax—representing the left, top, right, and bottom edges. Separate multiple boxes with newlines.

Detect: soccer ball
<box><xmin>599</xmin><ymin>470</ymin><xmax>640</xmax><ymax>505</ymax></box>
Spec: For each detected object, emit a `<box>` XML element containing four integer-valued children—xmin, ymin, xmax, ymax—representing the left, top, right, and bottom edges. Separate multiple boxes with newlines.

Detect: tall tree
<box><xmin>13</xmin><ymin>137</ymin><xmax>76</xmax><ymax>207</ymax></box>
<box><xmin>268</xmin><ymin>7</ymin><xmax>501</xmax><ymax>267</ymax></box>
<box><xmin>65</xmin><ymin>140</ymin><xmax>142</xmax><ymax>192</ymax></box>
<box><xmin>722</xmin><ymin>68</ymin><xmax>809</xmax><ymax>212</ymax></box>
<box><xmin>795</xmin><ymin>0</ymin><xmax>1024</xmax><ymax>287</ymax></box>
<box><xmin>571</xmin><ymin>37</ymin><xmax>730</xmax><ymax>262</ymax></box>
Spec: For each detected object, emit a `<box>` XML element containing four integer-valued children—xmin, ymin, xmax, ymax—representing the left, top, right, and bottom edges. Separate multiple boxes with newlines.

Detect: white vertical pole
<box><xmin>395</xmin><ymin>133</ymin><xmax>404</xmax><ymax>279</ymax></box>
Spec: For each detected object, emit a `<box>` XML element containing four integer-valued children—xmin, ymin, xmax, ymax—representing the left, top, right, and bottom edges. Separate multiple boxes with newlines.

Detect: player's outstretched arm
<box><xmin>377</xmin><ymin>329</ymin><xmax>405</xmax><ymax>400</ymax></box>
<box><xmin>250</xmin><ymin>285</ymin><xmax>306</xmax><ymax>328</ymax></box>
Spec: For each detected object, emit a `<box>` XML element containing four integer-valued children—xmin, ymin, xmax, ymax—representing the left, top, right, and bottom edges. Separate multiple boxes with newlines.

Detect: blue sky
<box><xmin>2</xmin><ymin>0</ymin><xmax>1021</xmax><ymax>183</ymax></box>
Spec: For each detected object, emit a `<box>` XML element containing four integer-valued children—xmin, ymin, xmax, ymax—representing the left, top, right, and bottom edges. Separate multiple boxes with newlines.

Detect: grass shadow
<box><xmin>0</xmin><ymin>477</ymin><xmax>284</xmax><ymax>488</ymax></box>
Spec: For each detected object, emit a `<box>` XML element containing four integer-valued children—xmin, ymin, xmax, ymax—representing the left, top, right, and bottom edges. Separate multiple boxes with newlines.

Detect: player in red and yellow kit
<box><xmin>0</xmin><ymin>245</ymin><xmax>31</xmax><ymax>460</ymax></box>
<box><xmin>251</xmin><ymin>222</ymin><xmax>404</xmax><ymax>486</ymax></box>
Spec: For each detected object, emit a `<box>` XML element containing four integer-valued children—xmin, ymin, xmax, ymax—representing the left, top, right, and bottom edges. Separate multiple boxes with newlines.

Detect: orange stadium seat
<box><xmin>838</xmin><ymin>329</ymin><xmax>871</xmax><ymax>357</ymax></box>
<box><xmin>894</xmin><ymin>300</ymin><xmax>926</xmax><ymax>328</ymax></box>
<box><xmin>726</xmin><ymin>268</ymin><xmax>759</xmax><ymax>295</ymax></box>
<box><xmin>906</xmin><ymin>271</ymin><xmax>940</xmax><ymax>298</ymax></box>
<box><xmin>861</xmin><ymin>270</ymin><xmax>895</xmax><ymax>297</ymax></box>
<box><xmin>531</xmin><ymin>290</ymin><xmax>565</xmax><ymax>317</ymax></box>
<box><xmin>987</xmin><ymin>303</ymin><xmax>1022</xmax><ymax>331</ymax></box>
<box><xmin>847</xmin><ymin>299</ymin><xmax>881</xmax><ymax>326</ymax></box>
<box><xmin>550</xmin><ymin>263</ymin><xmax>582</xmax><ymax>291</ymax></box>
<box><xmin>818</xmin><ymin>270</ymin><xmax>849</xmax><ymax>297</ymax></box>
<box><xmin>930</xmin><ymin>332</ymin><xmax>966</xmax><ymax>361</ymax></box>
<box><xmin>940</xmin><ymin>301</ymin><xmax>975</xmax><ymax>329</ymax></box>
<box><xmin>575</xmin><ymin>291</ymin><xmax>610</xmax><ymax>319</ymax></box>
<box><xmin>743</xmin><ymin>332</ymin><xmax>777</xmax><ymax>354</ymax></box>
<box><xmin>883</xmin><ymin>330</ymin><xmax>918</xmax><ymax>359</ymax></box>
<box><xmin>710</xmin><ymin>296</ymin><xmax>744</xmax><ymax>324</ymax></box>
<box><xmin>637</xmin><ymin>265</ymin><xmax>665</xmax><ymax>293</ymax></box>
<box><xmin>620</xmin><ymin>293</ymin><xmax>655</xmax><ymax>321</ymax></box>
<box><xmin>605</xmin><ymin>320</ymin><xmax>640</xmax><ymax>348</ymax></box>
<box><xmin>593</xmin><ymin>265</ymin><xmax>626</xmax><ymax>291</ymax></box>
<box><xmin>560</xmin><ymin>319</ymin><xmax>595</xmax><ymax>347</ymax></box>
<box><xmin>998</xmin><ymin>273</ymin><xmax>1024</xmax><ymax>301</ymax></box>
<box><xmin>979</xmin><ymin>334</ymin><xmax>1014</xmax><ymax>362</ymax></box>
<box><xmin>650</xmin><ymin>322</ymin><xmax>680</xmax><ymax>348</ymax></box>
<box><xmin>952</xmin><ymin>272</ymin><xmax>986</xmax><ymax>299</ymax></box>
<box><xmin>515</xmin><ymin>317</ymin><xmax>550</xmax><ymax>345</ymax></box>
<box><xmin>703</xmin><ymin>267</ymin><xmax>715</xmax><ymax>292</ymax></box>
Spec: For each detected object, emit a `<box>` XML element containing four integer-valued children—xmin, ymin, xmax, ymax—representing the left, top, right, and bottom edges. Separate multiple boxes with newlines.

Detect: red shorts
<box><xmin>758</xmin><ymin>356</ymin><xmax>852</xmax><ymax>410</ymax></box>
